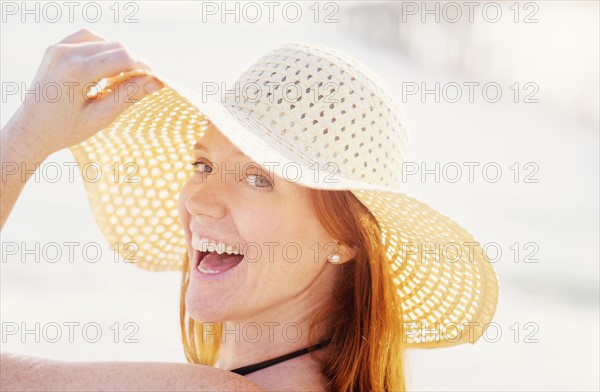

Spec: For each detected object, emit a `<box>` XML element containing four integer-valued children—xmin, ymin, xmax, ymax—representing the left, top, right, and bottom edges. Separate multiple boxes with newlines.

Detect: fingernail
<box><xmin>145</xmin><ymin>81</ymin><xmax>161</xmax><ymax>94</ymax></box>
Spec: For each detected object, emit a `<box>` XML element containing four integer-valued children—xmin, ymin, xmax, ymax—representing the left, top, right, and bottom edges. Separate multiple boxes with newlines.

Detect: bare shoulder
<box><xmin>0</xmin><ymin>352</ymin><xmax>265</xmax><ymax>391</ymax></box>
<box><xmin>244</xmin><ymin>353</ymin><xmax>330</xmax><ymax>392</ymax></box>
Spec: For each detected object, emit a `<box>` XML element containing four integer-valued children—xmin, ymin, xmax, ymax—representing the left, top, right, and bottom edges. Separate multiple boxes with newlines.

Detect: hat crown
<box><xmin>220</xmin><ymin>42</ymin><xmax>408</xmax><ymax>189</ymax></box>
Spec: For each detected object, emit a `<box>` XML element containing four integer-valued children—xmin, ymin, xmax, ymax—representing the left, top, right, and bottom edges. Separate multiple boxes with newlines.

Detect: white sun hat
<box><xmin>70</xmin><ymin>41</ymin><xmax>499</xmax><ymax>348</ymax></box>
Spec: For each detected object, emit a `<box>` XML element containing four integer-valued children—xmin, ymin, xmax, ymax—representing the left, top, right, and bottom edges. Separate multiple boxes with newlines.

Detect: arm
<box><xmin>1</xmin><ymin>28</ymin><xmax>162</xmax><ymax>230</ymax></box>
<box><xmin>0</xmin><ymin>352</ymin><xmax>266</xmax><ymax>392</ymax></box>
<box><xmin>0</xmin><ymin>108</ymin><xmax>50</xmax><ymax>229</ymax></box>
<box><xmin>0</xmin><ymin>27</ymin><xmax>263</xmax><ymax>392</ymax></box>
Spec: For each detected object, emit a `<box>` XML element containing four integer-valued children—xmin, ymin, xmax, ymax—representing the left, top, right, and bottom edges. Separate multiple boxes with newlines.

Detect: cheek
<box><xmin>228</xmin><ymin>201</ymin><xmax>288</xmax><ymax>263</ymax></box>
<box><xmin>245</xmin><ymin>211</ymin><xmax>324</xmax><ymax>267</ymax></box>
<box><xmin>178</xmin><ymin>184</ymin><xmax>192</xmax><ymax>236</ymax></box>
<box><xmin>178</xmin><ymin>192</ymin><xmax>187</xmax><ymax>220</ymax></box>
<box><xmin>178</xmin><ymin>181</ymin><xmax>193</xmax><ymax>217</ymax></box>
<box><xmin>238</xmin><ymin>208</ymin><xmax>281</xmax><ymax>247</ymax></box>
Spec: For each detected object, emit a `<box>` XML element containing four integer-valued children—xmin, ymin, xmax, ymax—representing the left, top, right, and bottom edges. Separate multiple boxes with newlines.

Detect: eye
<box><xmin>190</xmin><ymin>160</ymin><xmax>213</xmax><ymax>174</ymax></box>
<box><xmin>189</xmin><ymin>160</ymin><xmax>273</xmax><ymax>192</ymax></box>
<box><xmin>244</xmin><ymin>174</ymin><xmax>273</xmax><ymax>191</ymax></box>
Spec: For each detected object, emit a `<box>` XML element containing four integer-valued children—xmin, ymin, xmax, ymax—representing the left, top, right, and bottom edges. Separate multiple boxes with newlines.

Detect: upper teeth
<box><xmin>191</xmin><ymin>235</ymin><xmax>243</xmax><ymax>255</ymax></box>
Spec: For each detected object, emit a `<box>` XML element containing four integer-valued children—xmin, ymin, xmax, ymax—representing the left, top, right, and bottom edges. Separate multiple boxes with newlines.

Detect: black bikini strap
<box><xmin>230</xmin><ymin>338</ymin><xmax>331</xmax><ymax>376</ymax></box>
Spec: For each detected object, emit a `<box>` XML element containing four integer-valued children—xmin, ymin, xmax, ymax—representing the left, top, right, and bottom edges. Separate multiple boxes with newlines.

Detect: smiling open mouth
<box><xmin>195</xmin><ymin>250</ymin><xmax>245</xmax><ymax>275</ymax></box>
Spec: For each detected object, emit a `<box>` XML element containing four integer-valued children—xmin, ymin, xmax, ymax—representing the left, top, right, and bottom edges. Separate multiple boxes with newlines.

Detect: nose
<box><xmin>183</xmin><ymin>173</ymin><xmax>228</xmax><ymax>219</ymax></box>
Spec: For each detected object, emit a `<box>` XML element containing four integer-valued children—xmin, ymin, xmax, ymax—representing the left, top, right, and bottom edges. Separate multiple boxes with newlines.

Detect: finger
<box><xmin>83</xmin><ymin>48</ymin><xmax>153</xmax><ymax>81</ymax></box>
<box><xmin>84</xmin><ymin>76</ymin><xmax>165</xmax><ymax>130</ymax></box>
<box><xmin>61</xmin><ymin>40</ymin><xmax>129</xmax><ymax>57</ymax></box>
<box><xmin>59</xmin><ymin>28</ymin><xmax>107</xmax><ymax>44</ymax></box>
<box><xmin>84</xmin><ymin>69</ymin><xmax>156</xmax><ymax>100</ymax></box>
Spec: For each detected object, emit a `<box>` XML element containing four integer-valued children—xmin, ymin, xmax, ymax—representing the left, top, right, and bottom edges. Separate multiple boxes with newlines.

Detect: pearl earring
<box><xmin>328</xmin><ymin>254</ymin><xmax>340</xmax><ymax>263</ymax></box>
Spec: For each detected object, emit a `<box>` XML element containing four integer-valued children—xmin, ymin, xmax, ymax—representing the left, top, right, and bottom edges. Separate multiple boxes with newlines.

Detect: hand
<box><xmin>10</xmin><ymin>28</ymin><xmax>164</xmax><ymax>159</ymax></box>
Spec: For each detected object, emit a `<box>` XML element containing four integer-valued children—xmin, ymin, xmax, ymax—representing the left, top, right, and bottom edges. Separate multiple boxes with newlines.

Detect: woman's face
<box><xmin>178</xmin><ymin>123</ymin><xmax>341</xmax><ymax>324</ymax></box>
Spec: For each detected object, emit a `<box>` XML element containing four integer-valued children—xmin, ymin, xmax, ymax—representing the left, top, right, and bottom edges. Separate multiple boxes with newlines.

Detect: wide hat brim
<box><xmin>70</xmin><ymin>76</ymin><xmax>499</xmax><ymax>349</ymax></box>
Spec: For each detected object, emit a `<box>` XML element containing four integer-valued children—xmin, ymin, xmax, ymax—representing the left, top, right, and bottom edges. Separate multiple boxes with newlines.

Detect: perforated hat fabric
<box><xmin>70</xmin><ymin>42</ymin><xmax>499</xmax><ymax>348</ymax></box>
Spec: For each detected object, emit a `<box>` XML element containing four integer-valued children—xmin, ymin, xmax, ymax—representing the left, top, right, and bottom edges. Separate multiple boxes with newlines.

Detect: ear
<box><xmin>326</xmin><ymin>241</ymin><xmax>358</xmax><ymax>264</ymax></box>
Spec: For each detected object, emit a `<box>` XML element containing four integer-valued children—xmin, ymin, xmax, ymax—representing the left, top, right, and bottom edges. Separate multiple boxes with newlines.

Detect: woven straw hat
<box><xmin>70</xmin><ymin>42</ymin><xmax>499</xmax><ymax>348</ymax></box>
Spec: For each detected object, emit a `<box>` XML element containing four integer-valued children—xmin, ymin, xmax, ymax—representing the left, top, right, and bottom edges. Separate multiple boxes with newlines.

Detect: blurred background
<box><xmin>1</xmin><ymin>1</ymin><xmax>598</xmax><ymax>390</ymax></box>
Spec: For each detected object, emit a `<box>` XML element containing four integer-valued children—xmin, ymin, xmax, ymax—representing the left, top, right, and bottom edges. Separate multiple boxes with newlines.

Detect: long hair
<box><xmin>180</xmin><ymin>189</ymin><xmax>406</xmax><ymax>391</ymax></box>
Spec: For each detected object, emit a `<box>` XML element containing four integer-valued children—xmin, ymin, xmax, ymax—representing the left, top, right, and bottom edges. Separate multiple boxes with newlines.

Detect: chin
<box><xmin>184</xmin><ymin>284</ymin><xmax>236</xmax><ymax>323</ymax></box>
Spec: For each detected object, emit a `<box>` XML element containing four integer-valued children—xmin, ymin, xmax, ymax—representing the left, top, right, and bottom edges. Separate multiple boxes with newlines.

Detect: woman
<box><xmin>1</xmin><ymin>29</ymin><xmax>499</xmax><ymax>391</ymax></box>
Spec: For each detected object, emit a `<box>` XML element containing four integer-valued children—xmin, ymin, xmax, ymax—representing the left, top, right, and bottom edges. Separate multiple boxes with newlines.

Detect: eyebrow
<box><xmin>193</xmin><ymin>142</ymin><xmax>208</xmax><ymax>151</ymax></box>
<box><xmin>194</xmin><ymin>142</ymin><xmax>245</xmax><ymax>157</ymax></box>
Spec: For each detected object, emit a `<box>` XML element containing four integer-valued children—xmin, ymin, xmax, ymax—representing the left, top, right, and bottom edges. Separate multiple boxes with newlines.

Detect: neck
<box><xmin>214</xmin><ymin>276</ymin><xmax>334</xmax><ymax>371</ymax></box>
